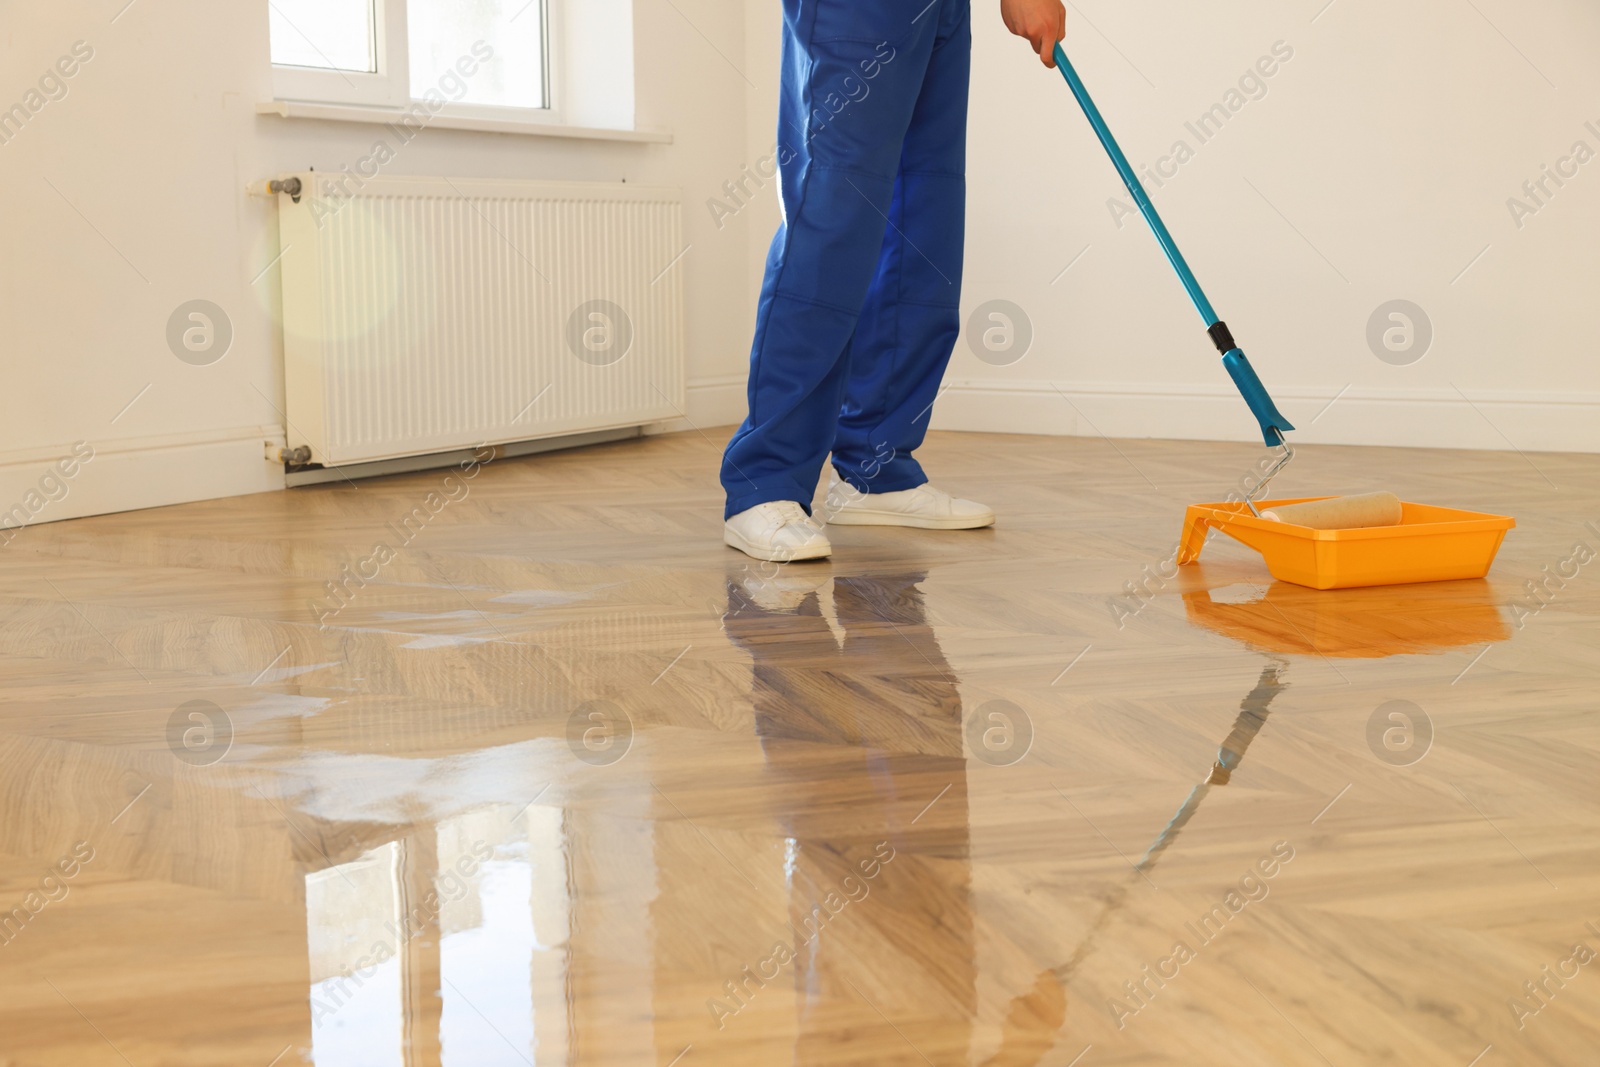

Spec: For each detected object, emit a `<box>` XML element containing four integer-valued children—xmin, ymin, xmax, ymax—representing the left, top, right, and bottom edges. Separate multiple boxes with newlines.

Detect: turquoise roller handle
<box><xmin>1221</xmin><ymin>349</ymin><xmax>1294</xmax><ymax>447</ymax></box>
<box><xmin>1051</xmin><ymin>41</ymin><xmax>1294</xmax><ymax>446</ymax></box>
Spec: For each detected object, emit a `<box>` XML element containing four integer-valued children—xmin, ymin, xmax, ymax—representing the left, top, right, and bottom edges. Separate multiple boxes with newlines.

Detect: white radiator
<box><xmin>275</xmin><ymin>174</ymin><xmax>686</xmax><ymax>467</ymax></box>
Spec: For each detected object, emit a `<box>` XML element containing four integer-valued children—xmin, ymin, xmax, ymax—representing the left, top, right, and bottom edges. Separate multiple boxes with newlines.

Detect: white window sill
<box><xmin>256</xmin><ymin>99</ymin><xmax>671</xmax><ymax>144</ymax></box>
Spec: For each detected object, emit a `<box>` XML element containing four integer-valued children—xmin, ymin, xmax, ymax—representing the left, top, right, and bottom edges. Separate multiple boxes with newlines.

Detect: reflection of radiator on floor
<box><xmin>273</xmin><ymin>174</ymin><xmax>685</xmax><ymax>467</ymax></box>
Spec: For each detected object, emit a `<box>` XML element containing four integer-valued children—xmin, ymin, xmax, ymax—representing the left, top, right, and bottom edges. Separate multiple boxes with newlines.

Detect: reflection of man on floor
<box><xmin>723</xmin><ymin>570</ymin><xmax>976</xmax><ymax>1060</ymax></box>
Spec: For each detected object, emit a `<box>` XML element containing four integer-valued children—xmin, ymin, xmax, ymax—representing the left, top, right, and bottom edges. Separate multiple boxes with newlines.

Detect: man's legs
<box><xmin>720</xmin><ymin>2</ymin><xmax>958</xmax><ymax>520</ymax></box>
<box><xmin>832</xmin><ymin>1</ymin><xmax>971</xmax><ymax>495</ymax></box>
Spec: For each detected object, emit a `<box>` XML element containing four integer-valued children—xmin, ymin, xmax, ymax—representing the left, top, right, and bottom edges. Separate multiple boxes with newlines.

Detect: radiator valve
<box><xmin>250</xmin><ymin>177</ymin><xmax>304</xmax><ymax>203</ymax></box>
<box><xmin>267</xmin><ymin>443</ymin><xmax>313</xmax><ymax>468</ymax></box>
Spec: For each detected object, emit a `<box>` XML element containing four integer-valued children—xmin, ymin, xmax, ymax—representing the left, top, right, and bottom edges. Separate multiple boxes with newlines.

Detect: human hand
<box><xmin>1000</xmin><ymin>0</ymin><xmax>1067</xmax><ymax>67</ymax></box>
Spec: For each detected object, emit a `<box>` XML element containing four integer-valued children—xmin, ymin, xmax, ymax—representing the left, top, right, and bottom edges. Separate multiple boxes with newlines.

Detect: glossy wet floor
<box><xmin>1</xmin><ymin>430</ymin><xmax>1597</xmax><ymax>1066</ymax></box>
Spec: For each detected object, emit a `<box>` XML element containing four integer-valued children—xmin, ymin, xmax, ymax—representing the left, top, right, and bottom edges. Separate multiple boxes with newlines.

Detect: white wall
<box><xmin>0</xmin><ymin>0</ymin><xmax>758</xmax><ymax>528</ymax></box>
<box><xmin>944</xmin><ymin>0</ymin><xmax>1600</xmax><ymax>452</ymax></box>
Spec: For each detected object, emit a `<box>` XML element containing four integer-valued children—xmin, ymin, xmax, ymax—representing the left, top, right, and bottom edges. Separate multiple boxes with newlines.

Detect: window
<box><xmin>269</xmin><ymin>0</ymin><xmax>377</xmax><ymax>74</ymax></box>
<box><xmin>268</xmin><ymin>0</ymin><xmax>553</xmax><ymax>116</ymax></box>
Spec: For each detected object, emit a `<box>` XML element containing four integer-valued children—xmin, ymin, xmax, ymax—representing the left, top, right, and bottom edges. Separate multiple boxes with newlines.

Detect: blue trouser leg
<box><xmin>833</xmin><ymin>9</ymin><xmax>970</xmax><ymax>495</ymax></box>
<box><xmin>720</xmin><ymin>0</ymin><xmax>972</xmax><ymax>520</ymax></box>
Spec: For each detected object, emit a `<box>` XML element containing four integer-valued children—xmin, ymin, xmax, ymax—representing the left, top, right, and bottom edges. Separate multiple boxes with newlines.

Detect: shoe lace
<box><xmin>763</xmin><ymin>500</ymin><xmax>813</xmax><ymax>530</ymax></box>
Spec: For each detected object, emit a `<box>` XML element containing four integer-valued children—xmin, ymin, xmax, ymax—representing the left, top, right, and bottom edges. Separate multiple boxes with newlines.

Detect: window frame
<box><xmin>268</xmin><ymin>0</ymin><xmax>560</xmax><ymax>122</ymax></box>
<box><xmin>269</xmin><ymin>0</ymin><xmax>409</xmax><ymax>107</ymax></box>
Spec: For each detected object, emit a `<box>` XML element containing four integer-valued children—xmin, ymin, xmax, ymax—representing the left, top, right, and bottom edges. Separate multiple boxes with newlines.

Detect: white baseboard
<box><xmin>648</xmin><ymin>373</ymin><xmax>746</xmax><ymax>436</ymax></box>
<box><xmin>0</xmin><ymin>426</ymin><xmax>286</xmax><ymax>536</ymax></box>
<box><xmin>15</xmin><ymin>380</ymin><xmax>1577</xmax><ymax>537</ymax></box>
<box><xmin>929</xmin><ymin>380</ymin><xmax>1600</xmax><ymax>454</ymax></box>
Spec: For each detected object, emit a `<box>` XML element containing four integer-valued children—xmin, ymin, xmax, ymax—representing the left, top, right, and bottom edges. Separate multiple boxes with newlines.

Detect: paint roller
<box><xmin>1260</xmin><ymin>491</ymin><xmax>1403</xmax><ymax>530</ymax></box>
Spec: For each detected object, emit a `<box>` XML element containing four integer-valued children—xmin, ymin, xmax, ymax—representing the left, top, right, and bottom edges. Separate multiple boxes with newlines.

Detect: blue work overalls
<box><xmin>721</xmin><ymin>0</ymin><xmax>972</xmax><ymax>518</ymax></box>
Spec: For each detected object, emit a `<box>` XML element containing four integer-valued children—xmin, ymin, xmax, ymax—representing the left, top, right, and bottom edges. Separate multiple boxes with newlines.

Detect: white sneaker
<box><xmin>823</xmin><ymin>476</ymin><xmax>995</xmax><ymax>530</ymax></box>
<box><xmin>724</xmin><ymin>501</ymin><xmax>832</xmax><ymax>562</ymax></box>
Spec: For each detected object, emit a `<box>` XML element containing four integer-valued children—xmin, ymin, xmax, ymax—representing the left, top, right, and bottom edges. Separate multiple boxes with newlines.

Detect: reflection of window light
<box><xmin>437</xmin><ymin>805</ymin><xmax>568</xmax><ymax>1066</ymax></box>
<box><xmin>306</xmin><ymin>841</ymin><xmax>404</xmax><ymax>1067</ymax></box>
<box><xmin>440</xmin><ymin>851</ymin><xmax>535</xmax><ymax>1064</ymax></box>
<box><xmin>526</xmin><ymin>806</ymin><xmax>570</xmax><ymax>954</ymax></box>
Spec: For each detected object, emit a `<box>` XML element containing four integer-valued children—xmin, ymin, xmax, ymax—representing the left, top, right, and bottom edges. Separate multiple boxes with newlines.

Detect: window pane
<box><xmin>270</xmin><ymin>0</ymin><xmax>377</xmax><ymax>72</ymax></box>
<box><xmin>408</xmin><ymin>0</ymin><xmax>547</xmax><ymax>110</ymax></box>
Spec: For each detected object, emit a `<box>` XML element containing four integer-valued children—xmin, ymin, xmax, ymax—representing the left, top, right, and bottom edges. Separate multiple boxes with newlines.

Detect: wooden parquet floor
<box><xmin>0</xmin><ymin>429</ymin><xmax>1596</xmax><ymax>1066</ymax></box>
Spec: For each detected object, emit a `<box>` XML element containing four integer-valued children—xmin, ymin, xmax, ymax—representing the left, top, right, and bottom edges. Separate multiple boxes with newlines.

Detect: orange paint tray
<box><xmin>1177</xmin><ymin>498</ymin><xmax>1516</xmax><ymax>590</ymax></box>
